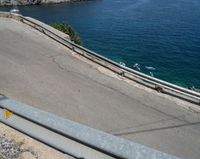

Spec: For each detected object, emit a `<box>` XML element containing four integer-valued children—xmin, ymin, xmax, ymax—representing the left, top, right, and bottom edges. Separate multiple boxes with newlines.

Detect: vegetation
<box><xmin>50</xmin><ymin>22</ymin><xmax>82</xmax><ymax>45</ymax></box>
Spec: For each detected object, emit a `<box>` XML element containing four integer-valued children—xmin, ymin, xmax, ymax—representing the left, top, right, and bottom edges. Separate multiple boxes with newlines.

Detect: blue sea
<box><xmin>1</xmin><ymin>0</ymin><xmax>200</xmax><ymax>88</ymax></box>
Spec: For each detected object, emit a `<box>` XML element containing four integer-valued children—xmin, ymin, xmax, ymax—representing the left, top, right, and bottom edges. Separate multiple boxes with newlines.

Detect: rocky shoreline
<box><xmin>0</xmin><ymin>0</ymin><xmax>91</xmax><ymax>6</ymax></box>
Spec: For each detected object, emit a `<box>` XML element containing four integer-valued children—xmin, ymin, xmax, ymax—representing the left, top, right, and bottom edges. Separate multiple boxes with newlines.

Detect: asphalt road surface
<box><xmin>0</xmin><ymin>17</ymin><xmax>200</xmax><ymax>159</ymax></box>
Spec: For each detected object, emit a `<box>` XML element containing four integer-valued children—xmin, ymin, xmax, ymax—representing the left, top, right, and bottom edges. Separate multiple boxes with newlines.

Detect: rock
<box><xmin>0</xmin><ymin>136</ymin><xmax>22</xmax><ymax>159</ymax></box>
<box><xmin>0</xmin><ymin>136</ymin><xmax>38</xmax><ymax>159</ymax></box>
<box><xmin>0</xmin><ymin>0</ymin><xmax>91</xmax><ymax>6</ymax></box>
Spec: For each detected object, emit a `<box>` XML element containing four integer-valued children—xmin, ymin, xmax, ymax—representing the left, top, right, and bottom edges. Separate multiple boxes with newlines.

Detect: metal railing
<box><xmin>0</xmin><ymin>12</ymin><xmax>200</xmax><ymax>105</ymax></box>
<box><xmin>0</xmin><ymin>95</ymin><xmax>180</xmax><ymax>159</ymax></box>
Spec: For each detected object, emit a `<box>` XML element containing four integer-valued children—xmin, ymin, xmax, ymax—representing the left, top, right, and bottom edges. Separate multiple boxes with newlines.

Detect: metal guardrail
<box><xmin>23</xmin><ymin>15</ymin><xmax>200</xmax><ymax>104</ymax></box>
<box><xmin>0</xmin><ymin>12</ymin><xmax>199</xmax><ymax>105</ymax></box>
<box><xmin>0</xmin><ymin>95</ymin><xmax>180</xmax><ymax>159</ymax></box>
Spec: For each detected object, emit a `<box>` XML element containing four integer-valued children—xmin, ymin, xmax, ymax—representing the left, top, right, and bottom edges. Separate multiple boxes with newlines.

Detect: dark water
<box><xmin>1</xmin><ymin>0</ymin><xmax>200</xmax><ymax>88</ymax></box>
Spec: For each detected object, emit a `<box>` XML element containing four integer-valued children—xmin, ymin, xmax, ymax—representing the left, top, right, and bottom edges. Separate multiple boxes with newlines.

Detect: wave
<box><xmin>145</xmin><ymin>66</ymin><xmax>156</xmax><ymax>70</ymax></box>
<box><xmin>133</xmin><ymin>63</ymin><xmax>141</xmax><ymax>71</ymax></box>
<box><xmin>119</xmin><ymin>61</ymin><xmax>126</xmax><ymax>67</ymax></box>
<box><xmin>149</xmin><ymin>72</ymin><xmax>154</xmax><ymax>77</ymax></box>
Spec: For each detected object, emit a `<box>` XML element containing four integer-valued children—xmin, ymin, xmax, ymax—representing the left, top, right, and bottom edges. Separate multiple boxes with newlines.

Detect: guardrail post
<box><xmin>19</xmin><ymin>17</ymin><xmax>23</xmax><ymax>22</ymax></box>
<box><xmin>155</xmin><ymin>85</ymin><xmax>163</xmax><ymax>93</ymax></box>
<box><xmin>119</xmin><ymin>71</ymin><xmax>125</xmax><ymax>77</ymax></box>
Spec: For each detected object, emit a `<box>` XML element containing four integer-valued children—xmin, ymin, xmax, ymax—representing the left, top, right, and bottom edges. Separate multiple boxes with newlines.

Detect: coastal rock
<box><xmin>0</xmin><ymin>0</ymin><xmax>90</xmax><ymax>6</ymax></box>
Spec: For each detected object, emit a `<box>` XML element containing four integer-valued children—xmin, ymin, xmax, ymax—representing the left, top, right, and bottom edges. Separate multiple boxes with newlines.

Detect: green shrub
<box><xmin>50</xmin><ymin>22</ymin><xmax>82</xmax><ymax>45</ymax></box>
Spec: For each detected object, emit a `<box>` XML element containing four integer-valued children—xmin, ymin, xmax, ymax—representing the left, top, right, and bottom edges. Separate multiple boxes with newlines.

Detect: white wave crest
<box><xmin>119</xmin><ymin>62</ymin><xmax>126</xmax><ymax>67</ymax></box>
<box><xmin>145</xmin><ymin>66</ymin><xmax>156</xmax><ymax>70</ymax></box>
<box><xmin>133</xmin><ymin>63</ymin><xmax>141</xmax><ymax>71</ymax></box>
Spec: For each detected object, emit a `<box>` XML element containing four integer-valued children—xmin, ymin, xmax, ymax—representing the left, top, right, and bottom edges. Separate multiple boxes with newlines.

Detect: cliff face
<box><xmin>0</xmin><ymin>0</ymin><xmax>87</xmax><ymax>6</ymax></box>
<box><xmin>0</xmin><ymin>0</ymin><xmax>41</xmax><ymax>5</ymax></box>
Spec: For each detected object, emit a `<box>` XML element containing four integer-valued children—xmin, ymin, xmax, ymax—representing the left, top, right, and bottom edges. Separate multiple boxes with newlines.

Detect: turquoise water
<box><xmin>1</xmin><ymin>0</ymin><xmax>200</xmax><ymax>88</ymax></box>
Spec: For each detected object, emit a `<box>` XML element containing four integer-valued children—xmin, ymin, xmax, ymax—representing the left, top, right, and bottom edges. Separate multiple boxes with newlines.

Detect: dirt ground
<box><xmin>0</xmin><ymin>122</ymin><xmax>74</xmax><ymax>159</ymax></box>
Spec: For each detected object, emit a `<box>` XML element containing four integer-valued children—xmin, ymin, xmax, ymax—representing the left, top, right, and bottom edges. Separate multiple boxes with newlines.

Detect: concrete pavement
<box><xmin>0</xmin><ymin>17</ymin><xmax>200</xmax><ymax>159</ymax></box>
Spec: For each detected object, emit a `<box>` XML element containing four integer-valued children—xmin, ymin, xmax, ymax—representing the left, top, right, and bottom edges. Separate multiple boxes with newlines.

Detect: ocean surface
<box><xmin>1</xmin><ymin>0</ymin><xmax>200</xmax><ymax>88</ymax></box>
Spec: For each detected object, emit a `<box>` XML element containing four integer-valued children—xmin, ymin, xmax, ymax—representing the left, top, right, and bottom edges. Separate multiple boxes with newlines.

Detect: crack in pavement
<box><xmin>47</xmin><ymin>53</ymin><xmax>200</xmax><ymax>137</ymax></box>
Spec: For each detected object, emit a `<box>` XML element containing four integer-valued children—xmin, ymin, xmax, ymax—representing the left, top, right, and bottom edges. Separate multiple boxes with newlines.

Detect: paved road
<box><xmin>0</xmin><ymin>17</ymin><xmax>200</xmax><ymax>159</ymax></box>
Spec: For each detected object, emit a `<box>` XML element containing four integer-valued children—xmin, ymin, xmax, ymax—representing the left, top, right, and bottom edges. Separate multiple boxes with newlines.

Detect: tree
<box><xmin>50</xmin><ymin>22</ymin><xmax>82</xmax><ymax>45</ymax></box>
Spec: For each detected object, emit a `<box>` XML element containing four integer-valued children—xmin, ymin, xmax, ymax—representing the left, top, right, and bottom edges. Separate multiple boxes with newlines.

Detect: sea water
<box><xmin>1</xmin><ymin>0</ymin><xmax>200</xmax><ymax>88</ymax></box>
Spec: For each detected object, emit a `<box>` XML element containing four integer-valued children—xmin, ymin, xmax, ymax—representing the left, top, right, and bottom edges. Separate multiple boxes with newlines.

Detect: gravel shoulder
<box><xmin>0</xmin><ymin>122</ymin><xmax>73</xmax><ymax>159</ymax></box>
